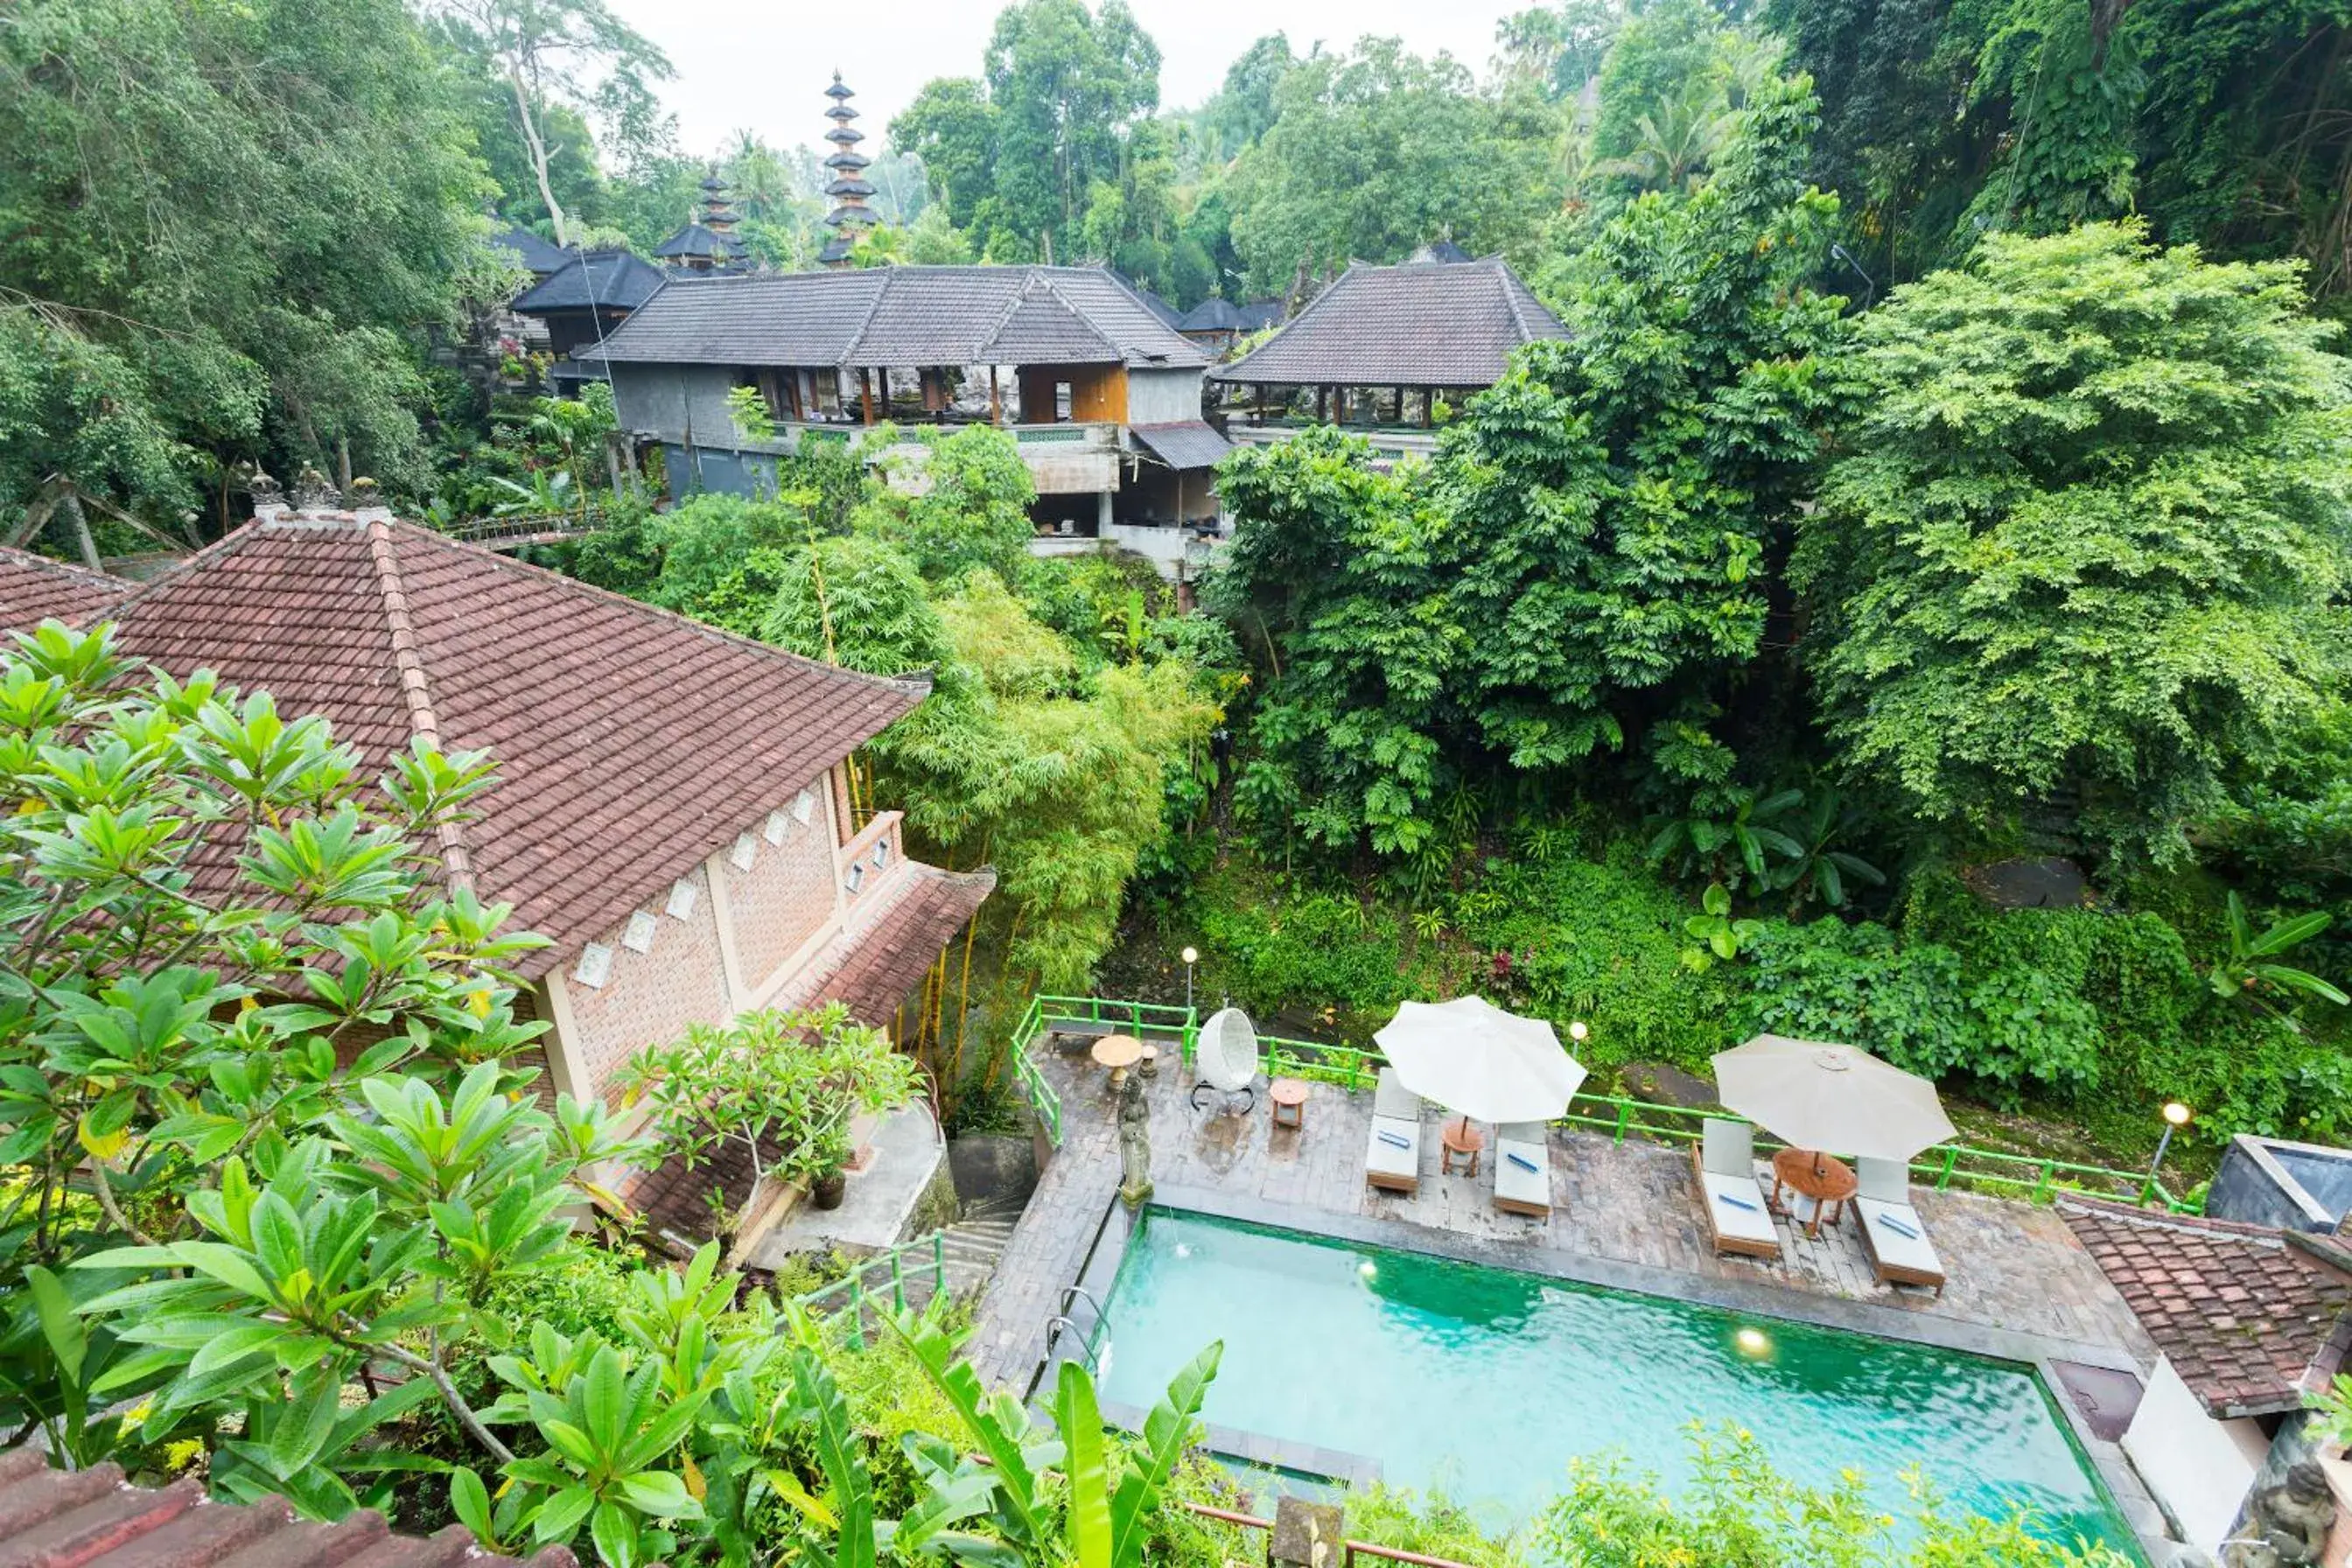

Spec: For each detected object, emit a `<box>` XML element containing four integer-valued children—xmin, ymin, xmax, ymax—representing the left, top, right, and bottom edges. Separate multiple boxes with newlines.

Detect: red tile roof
<box><xmin>0</xmin><ymin>1447</ymin><xmax>572</xmax><ymax>1567</ymax></box>
<box><xmin>802</xmin><ymin>863</ymin><xmax>996</xmax><ymax>1026</ymax></box>
<box><xmin>93</xmin><ymin>514</ymin><xmax>928</xmax><ymax>976</ymax></box>
<box><xmin>0</xmin><ymin>547</ymin><xmax>129</xmax><ymax>629</ymax></box>
<box><xmin>2062</xmin><ymin>1197</ymin><xmax>2352</xmax><ymax>1417</ymax></box>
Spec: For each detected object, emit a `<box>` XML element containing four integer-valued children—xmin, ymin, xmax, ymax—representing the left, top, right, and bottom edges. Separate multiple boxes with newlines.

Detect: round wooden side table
<box><xmin>1268</xmin><ymin>1076</ymin><xmax>1309</xmax><ymax>1130</ymax></box>
<box><xmin>1440</xmin><ymin>1118</ymin><xmax>1484</xmax><ymax>1177</ymax></box>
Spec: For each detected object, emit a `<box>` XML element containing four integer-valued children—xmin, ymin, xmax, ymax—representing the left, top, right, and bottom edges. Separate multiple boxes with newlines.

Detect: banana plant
<box><xmin>2208</xmin><ymin>892</ymin><xmax>2348</xmax><ymax>1018</ymax></box>
<box><xmin>885</xmin><ymin>1306</ymin><xmax>1222</xmax><ymax>1568</ymax></box>
<box><xmin>1682</xmin><ymin>883</ymin><xmax>1764</xmax><ymax>970</ymax></box>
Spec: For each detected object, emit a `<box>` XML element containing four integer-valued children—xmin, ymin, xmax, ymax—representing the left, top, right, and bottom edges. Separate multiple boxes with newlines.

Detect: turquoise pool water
<box><xmin>1095</xmin><ymin>1210</ymin><xmax>2130</xmax><ymax>1551</ymax></box>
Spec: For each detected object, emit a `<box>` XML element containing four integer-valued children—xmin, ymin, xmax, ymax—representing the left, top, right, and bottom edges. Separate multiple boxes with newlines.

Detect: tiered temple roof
<box><xmin>820</xmin><ymin>74</ymin><xmax>877</xmax><ymax>266</ymax></box>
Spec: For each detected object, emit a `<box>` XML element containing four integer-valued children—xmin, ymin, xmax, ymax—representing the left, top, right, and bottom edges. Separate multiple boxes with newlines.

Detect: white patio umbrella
<box><xmin>1373</xmin><ymin>997</ymin><xmax>1588</xmax><ymax>1130</ymax></box>
<box><xmin>1710</xmin><ymin>1034</ymin><xmax>1956</xmax><ymax>1165</ymax></box>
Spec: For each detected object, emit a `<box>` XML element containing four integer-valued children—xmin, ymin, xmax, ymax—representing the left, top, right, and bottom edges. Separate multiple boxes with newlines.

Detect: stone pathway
<box><xmin>970</xmin><ymin>1038</ymin><xmax>2157</xmax><ymax>1392</ymax></box>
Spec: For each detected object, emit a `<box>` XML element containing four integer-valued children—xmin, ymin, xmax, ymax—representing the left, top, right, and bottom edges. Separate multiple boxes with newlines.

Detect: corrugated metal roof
<box><xmin>1211</xmin><ymin>256</ymin><xmax>1564</xmax><ymax>388</ymax></box>
<box><xmin>1130</xmin><ymin>421</ymin><xmax>1234</xmax><ymax>471</ymax></box>
<box><xmin>582</xmin><ymin>265</ymin><xmax>1207</xmax><ymax>370</ymax></box>
<box><xmin>0</xmin><ymin>1447</ymin><xmax>574</xmax><ymax>1566</ymax></box>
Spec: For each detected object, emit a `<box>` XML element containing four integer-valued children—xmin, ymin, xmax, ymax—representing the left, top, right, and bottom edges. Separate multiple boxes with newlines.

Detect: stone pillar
<box><xmin>1096</xmin><ymin>489</ymin><xmax>1113</xmax><ymax>534</ymax></box>
<box><xmin>1269</xmin><ymin>1496</ymin><xmax>1344</xmax><ymax>1567</ymax></box>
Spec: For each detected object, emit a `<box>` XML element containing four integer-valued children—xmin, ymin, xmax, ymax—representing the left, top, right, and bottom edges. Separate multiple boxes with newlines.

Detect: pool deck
<box><xmin>968</xmin><ymin>1038</ymin><xmax>2174</xmax><ymax>1548</ymax></box>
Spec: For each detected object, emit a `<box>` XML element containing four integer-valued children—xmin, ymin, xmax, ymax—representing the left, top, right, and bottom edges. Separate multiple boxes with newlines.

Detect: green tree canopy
<box><xmin>1794</xmin><ymin>221</ymin><xmax>2352</xmax><ymax>866</ymax></box>
<box><xmin>0</xmin><ymin>0</ymin><xmax>493</xmax><ymax>529</ymax></box>
<box><xmin>1227</xmin><ymin>38</ymin><xmax>1563</xmax><ymax>296</ymax></box>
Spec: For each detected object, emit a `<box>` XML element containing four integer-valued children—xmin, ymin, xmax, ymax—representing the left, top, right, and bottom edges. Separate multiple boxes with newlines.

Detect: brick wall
<box><xmin>554</xmin><ymin>859</ymin><xmax>733</xmax><ymax>1096</ymax></box>
<box><xmin>720</xmin><ymin>794</ymin><xmax>839</xmax><ymax>993</ymax></box>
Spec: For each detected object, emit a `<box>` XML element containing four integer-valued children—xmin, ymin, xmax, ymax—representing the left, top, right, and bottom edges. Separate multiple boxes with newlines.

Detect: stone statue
<box><xmin>290</xmin><ymin>465</ymin><xmax>340</xmax><ymax>513</ymax></box>
<box><xmin>2224</xmin><ymin>1462</ymin><xmax>2338</xmax><ymax>1568</ymax></box>
<box><xmin>345</xmin><ymin>476</ymin><xmax>385</xmax><ymax>514</ymax></box>
<box><xmin>1116</xmin><ymin>1069</ymin><xmax>1152</xmax><ymax>1209</ymax></box>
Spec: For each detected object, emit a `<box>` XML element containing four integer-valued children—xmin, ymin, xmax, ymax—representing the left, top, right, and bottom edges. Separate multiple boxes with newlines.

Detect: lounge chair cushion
<box><xmin>1700</xmin><ymin>1116</ymin><xmax>1754</xmax><ymax>1178</ymax></box>
<box><xmin>1365</xmin><ymin>1116</ymin><xmax>1421</xmax><ymax>1185</ymax></box>
<box><xmin>1858</xmin><ymin>1197</ymin><xmax>1943</xmax><ymax>1280</ymax></box>
<box><xmin>1853</xmin><ymin>1156</ymin><xmax>1913</xmax><ymax>1205</ymax></box>
<box><xmin>1699</xmin><ymin>1171</ymin><xmax>1779</xmax><ymax>1248</ymax></box>
<box><xmin>1373</xmin><ymin>1067</ymin><xmax>1421</xmax><ymax>1122</ymax></box>
<box><xmin>1494</xmin><ymin>1125</ymin><xmax>1550</xmax><ymax>1212</ymax></box>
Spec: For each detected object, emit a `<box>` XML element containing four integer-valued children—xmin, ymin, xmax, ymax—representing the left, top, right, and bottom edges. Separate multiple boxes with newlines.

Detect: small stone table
<box><xmin>1268</xmin><ymin>1076</ymin><xmax>1309</xmax><ymax>1130</ymax></box>
<box><xmin>1440</xmin><ymin>1117</ymin><xmax>1484</xmax><ymax>1177</ymax></box>
<box><xmin>1091</xmin><ymin>1033</ymin><xmax>1144</xmax><ymax>1092</ymax></box>
<box><xmin>1770</xmin><ymin>1146</ymin><xmax>1858</xmax><ymax>1237</ymax></box>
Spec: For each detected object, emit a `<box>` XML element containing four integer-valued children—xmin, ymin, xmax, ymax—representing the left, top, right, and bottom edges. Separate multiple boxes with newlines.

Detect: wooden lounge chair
<box><xmin>1854</xmin><ymin>1156</ymin><xmax>1945</xmax><ymax>1295</ymax></box>
<box><xmin>1493</xmin><ymin>1123</ymin><xmax>1551</xmax><ymax>1216</ymax></box>
<box><xmin>1694</xmin><ymin>1117</ymin><xmax>1782</xmax><ymax>1261</ymax></box>
<box><xmin>1364</xmin><ymin>1067</ymin><xmax>1423</xmax><ymax>1194</ymax></box>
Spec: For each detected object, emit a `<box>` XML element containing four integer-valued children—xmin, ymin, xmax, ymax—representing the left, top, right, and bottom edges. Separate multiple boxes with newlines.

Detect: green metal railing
<box><xmin>792</xmin><ymin>1229</ymin><xmax>949</xmax><ymax>1346</ymax></box>
<box><xmin>1004</xmin><ymin>994</ymin><xmax>2202</xmax><ymax>1213</ymax></box>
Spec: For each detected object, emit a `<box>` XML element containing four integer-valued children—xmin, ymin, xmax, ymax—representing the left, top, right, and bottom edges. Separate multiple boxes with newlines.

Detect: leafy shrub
<box><xmin>1197</xmin><ymin>882</ymin><xmax>1410</xmax><ymax>1025</ymax></box>
<box><xmin>1453</xmin><ymin>848</ymin><xmax>1748</xmax><ymax>1072</ymax></box>
<box><xmin>1537</xmin><ymin>1423</ymin><xmax>2134</xmax><ymax>1566</ymax></box>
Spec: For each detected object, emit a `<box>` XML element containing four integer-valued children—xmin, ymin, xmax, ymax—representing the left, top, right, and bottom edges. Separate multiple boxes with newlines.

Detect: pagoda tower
<box><xmin>819</xmin><ymin>73</ymin><xmax>878</xmax><ymax>267</ymax></box>
<box><xmin>653</xmin><ymin>164</ymin><xmax>749</xmax><ymax>273</ymax></box>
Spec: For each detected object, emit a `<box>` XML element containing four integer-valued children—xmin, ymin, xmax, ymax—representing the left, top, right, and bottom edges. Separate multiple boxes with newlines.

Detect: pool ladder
<box><xmin>1045</xmin><ymin>1284</ymin><xmax>1107</xmax><ymax>1372</ymax></box>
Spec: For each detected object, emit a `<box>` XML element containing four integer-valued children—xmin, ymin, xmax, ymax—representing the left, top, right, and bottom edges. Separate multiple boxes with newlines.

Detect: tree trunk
<box><xmin>59</xmin><ymin>489</ymin><xmax>101</xmax><ymax>572</ymax></box>
<box><xmin>508</xmin><ymin>63</ymin><xmax>570</xmax><ymax>248</ymax></box>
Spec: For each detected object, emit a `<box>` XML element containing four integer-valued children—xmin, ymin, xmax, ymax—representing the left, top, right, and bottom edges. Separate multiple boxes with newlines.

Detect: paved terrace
<box><xmin>967</xmin><ymin>1033</ymin><xmax>2171</xmax><ymax>1544</ymax></box>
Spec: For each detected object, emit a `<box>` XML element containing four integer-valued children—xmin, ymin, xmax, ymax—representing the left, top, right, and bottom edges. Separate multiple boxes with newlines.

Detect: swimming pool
<box><xmin>1094</xmin><ymin>1208</ymin><xmax>2131</xmax><ymax>1551</ymax></box>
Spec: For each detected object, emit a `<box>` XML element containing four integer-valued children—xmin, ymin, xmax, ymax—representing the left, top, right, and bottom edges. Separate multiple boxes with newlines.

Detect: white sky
<box><xmin>604</xmin><ymin>0</ymin><xmax>1532</xmax><ymax>160</ymax></box>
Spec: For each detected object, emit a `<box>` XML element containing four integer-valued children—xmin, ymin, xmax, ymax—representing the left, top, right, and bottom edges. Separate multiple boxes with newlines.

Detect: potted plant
<box><xmin>2306</xmin><ymin>1372</ymin><xmax>2352</xmax><ymax>1458</ymax></box>
<box><xmin>787</xmin><ymin>1125</ymin><xmax>854</xmax><ymax>1210</ymax></box>
<box><xmin>620</xmin><ymin>1003</ymin><xmax>920</xmax><ymax>1236</ymax></box>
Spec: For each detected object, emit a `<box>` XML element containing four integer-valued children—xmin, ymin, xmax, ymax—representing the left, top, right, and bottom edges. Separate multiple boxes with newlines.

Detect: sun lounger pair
<box><xmin>1693</xmin><ymin>1121</ymin><xmax>1947</xmax><ymax>1292</ymax></box>
<box><xmin>1360</xmin><ymin>1073</ymin><xmax>1554</xmax><ymax>1217</ymax></box>
<box><xmin>1364</xmin><ymin>1068</ymin><xmax>1423</xmax><ymax>1194</ymax></box>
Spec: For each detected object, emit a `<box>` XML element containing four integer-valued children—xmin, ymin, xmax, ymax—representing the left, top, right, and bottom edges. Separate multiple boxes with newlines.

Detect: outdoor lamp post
<box><xmin>1568</xmin><ymin>1020</ymin><xmax>1590</xmax><ymax>1045</ymax></box>
<box><xmin>2150</xmin><ymin>1100</ymin><xmax>2192</xmax><ymax>1185</ymax></box>
<box><xmin>1181</xmin><ymin>946</ymin><xmax>1199</xmax><ymax>1014</ymax></box>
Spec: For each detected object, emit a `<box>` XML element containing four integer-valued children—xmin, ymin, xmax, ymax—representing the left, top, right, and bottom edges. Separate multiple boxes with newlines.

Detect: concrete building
<box><xmin>1</xmin><ymin>494</ymin><xmax>990</xmax><ymax>1256</ymax></box>
<box><xmin>579</xmin><ymin>262</ymin><xmax>1231</xmax><ymax>556</ymax></box>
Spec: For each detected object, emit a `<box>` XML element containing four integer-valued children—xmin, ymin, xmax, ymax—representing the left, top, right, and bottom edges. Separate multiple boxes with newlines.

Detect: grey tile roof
<box><xmin>1134</xmin><ymin>285</ymin><xmax>1185</xmax><ymax>327</ymax></box>
<box><xmin>653</xmin><ymin>222</ymin><xmax>748</xmax><ymax>262</ymax></box>
<box><xmin>981</xmin><ymin>282</ymin><xmax>1119</xmax><ymax>364</ymax></box>
<box><xmin>512</xmin><ymin>249</ymin><xmax>668</xmax><ymax>314</ymax></box>
<box><xmin>1130</xmin><ymin>421</ymin><xmax>1234</xmax><ymax>471</ymax></box>
<box><xmin>491</xmin><ymin>224</ymin><xmax>570</xmax><ymax>276</ymax></box>
<box><xmin>583</xmin><ymin>265</ymin><xmax>1207</xmax><ymax>371</ymax></box>
<box><xmin>1179</xmin><ymin>297</ymin><xmax>1244</xmax><ymax>332</ymax></box>
<box><xmin>1211</xmin><ymin>256</ymin><xmax>1564</xmax><ymax>388</ymax></box>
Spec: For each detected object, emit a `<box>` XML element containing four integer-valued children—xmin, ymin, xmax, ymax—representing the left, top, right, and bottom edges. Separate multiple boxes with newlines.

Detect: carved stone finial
<box><xmin>248</xmin><ymin>469</ymin><xmax>286</xmax><ymax>522</ymax></box>
<box><xmin>290</xmin><ymin>465</ymin><xmax>340</xmax><ymax>514</ymax></box>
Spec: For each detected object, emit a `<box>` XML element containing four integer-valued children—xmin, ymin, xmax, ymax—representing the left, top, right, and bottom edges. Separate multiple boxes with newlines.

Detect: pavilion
<box><xmin>1211</xmin><ymin>253</ymin><xmax>1564</xmax><ymax>458</ymax></box>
